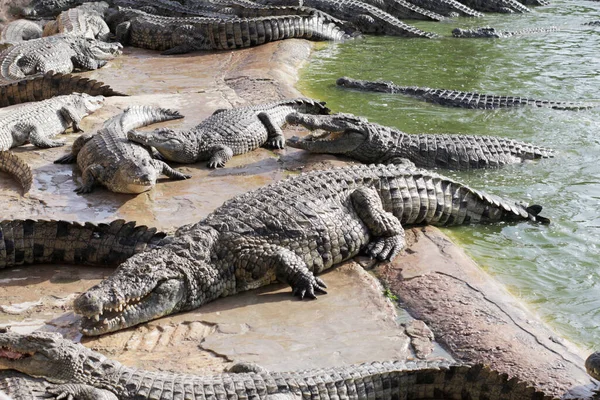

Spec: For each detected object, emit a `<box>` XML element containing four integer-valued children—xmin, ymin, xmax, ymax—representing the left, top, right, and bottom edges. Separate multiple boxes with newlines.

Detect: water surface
<box><xmin>297</xmin><ymin>0</ymin><xmax>600</xmax><ymax>349</ymax></box>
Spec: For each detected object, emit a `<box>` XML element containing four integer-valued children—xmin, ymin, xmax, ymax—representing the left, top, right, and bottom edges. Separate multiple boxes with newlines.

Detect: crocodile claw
<box><xmin>291</xmin><ymin>275</ymin><xmax>328</xmax><ymax>300</ymax></box>
<box><xmin>267</xmin><ymin>137</ymin><xmax>285</xmax><ymax>149</ymax></box>
<box><xmin>367</xmin><ymin>236</ymin><xmax>404</xmax><ymax>261</ymax></box>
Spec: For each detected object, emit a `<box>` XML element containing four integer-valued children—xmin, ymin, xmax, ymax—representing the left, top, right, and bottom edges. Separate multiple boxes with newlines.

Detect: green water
<box><xmin>297</xmin><ymin>1</ymin><xmax>600</xmax><ymax>350</ymax></box>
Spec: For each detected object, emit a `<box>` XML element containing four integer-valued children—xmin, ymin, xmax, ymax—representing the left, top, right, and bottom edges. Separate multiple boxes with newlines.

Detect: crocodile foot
<box><xmin>366</xmin><ymin>236</ymin><xmax>404</xmax><ymax>261</ymax></box>
<box><xmin>291</xmin><ymin>275</ymin><xmax>328</xmax><ymax>300</ymax></box>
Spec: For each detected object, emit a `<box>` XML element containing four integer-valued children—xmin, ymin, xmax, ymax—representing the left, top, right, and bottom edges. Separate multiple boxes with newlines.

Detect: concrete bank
<box><xmin>0</xmin><ymin>34</ymin><xmax>593</xmax><ymax>397</ymax></box>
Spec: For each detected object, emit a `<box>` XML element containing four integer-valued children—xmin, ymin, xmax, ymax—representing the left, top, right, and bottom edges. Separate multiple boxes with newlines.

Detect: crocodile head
<box><xmin>111</xmin><ymin>158</ymin><xmax>159</xmax><ymax>194</ymax></box>
<box><xmin>74</xmin><ymin>226</ymin><xmax>218</xmax><ymax>335</ymax></box>
<box><xmin>286</xmin><ymin>112</ymin><xmax>390</xmax><ymax>163</ymax></box>
<box><xmin>128</xmin><ymin>128</ymin><xmax>199</xmax><ymax>163</ymax></box>
<box><xmin>73</xmin><ymin>93</ymin><xmax>106</xmax><ymax>115</ymax></box>
<box><xmin>452</xmin><ymin>26</ymin><xmax>499</xmax><ymax>38</ymax></box>
<box><xmin>0</xmin><ymin>330</ymin><xmax>115</xmax><ymax>383</ymax></box>
<box><xmin>78</xmin><ymin>37</ymin><xmax>123</xmax><ymax>61</ymax></box>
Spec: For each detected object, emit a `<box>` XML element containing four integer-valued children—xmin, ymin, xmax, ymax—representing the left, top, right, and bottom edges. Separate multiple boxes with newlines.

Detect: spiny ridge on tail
<box><xmin>0</xmin><ymin>219</ymin><xmax>170</xmax><ymax>268</ymax></box>
<box><xmin>0</xmin><ymin>151</ymin><xmax>32</xmax><ymax>194</ymax></box>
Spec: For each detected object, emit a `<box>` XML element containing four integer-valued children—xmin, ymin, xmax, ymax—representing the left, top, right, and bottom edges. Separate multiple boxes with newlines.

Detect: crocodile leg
<box><xmin>257</xmin><ymin>111</ymin><xmax>285</xmax><ymax>149</ymax></box>
<box><xmin>59</xmin><ymin>106</ymin><xmax>85</xmax><ymax>132</ymax></box>
<box><xmin>71</xmin><ymin>54</ymin><xmax>106</xmax><ymax>72</ymax></box>
<box><xmin>55</xmin><ymin>132</ymin><xmax>96</xmax><ymax>164</ymax></box>
<box><xmin>76</xmin><ymin>164</ymin><xmax>105</xmax><ymax>194</ymax></box>
<box><xmin>154</xmin><ymin>160</ymin><xmax>191</xmax><ymax>180</ymax></box>
<box><xmin>27</xmin><ymin>126</ymin><xmax>66</xmax><ymax>148</ymax></box>
<box><xmin>48</xmin><ymin>384</ymin><xmax>117</xmax><ymax>400</ymax></box>
<box><xmin>207</xmin><ymin>145</ymin><xmax>234</xmax><ymax>168</ymax></box>
<box><xmin>350</xmin><ymin>187</ymin><xmax>406</xmax><ymax>261</ymax></box>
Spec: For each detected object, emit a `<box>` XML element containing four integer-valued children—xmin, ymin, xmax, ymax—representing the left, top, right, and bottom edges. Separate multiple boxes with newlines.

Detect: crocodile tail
<box><xmin>0</xmin><ymin>43</ymin><xmax>28</xmax><ymax>81</ymax></box>
<box><xmin>118</xmin><ymin>105</ymin><xmax>184</xmax><ymax>133</ymax></box>
<box><xmin>467</xmin><ymin>186</ymin><xmax>550</xmax><ymax>224</ymax></box>
<box><xmin>0</xmin><ymin>219</ymin><xmax>170</xmax><ymax>268</ymax></box>
<box><xmin>0</xmin><ymin>151</ymin><xmax>32</xmax><ymax>195</ymax></box>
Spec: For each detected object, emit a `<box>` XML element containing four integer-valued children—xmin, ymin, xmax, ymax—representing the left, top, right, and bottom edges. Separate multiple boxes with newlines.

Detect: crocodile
<box><xmin>286</xmin><ymin>112</ymin><xmax>554</xmax><ymax>169</ymax></box>
<box><xmin>336</xmin><ymin>76</ymin><xmax>597</xmax><ymax>110</ymax></box>
<box><xmin>0</xmin><ymin>34</ymin><xmax>122</xmax><ymax>81</ymax></box>
<box><xmin>54</xmin><ymin>106</ymin><xmax>191</xmax><ymax>194</ymax></box>
<box><xmin>109</xmin><ymin>7</ymin><xmax>355</xmax><ymax>54</ymax></box>
<box><xmin>127</xmin><ymin>98</ymin><xmax>330</xmax><ymax>167</ymax></box>
<box><xmin>400</xmin><ymin>0</ymin><xmax>484</xmax><ymax>17</ymax></box>
<box><xmin>0</xmin><ymin>331</ymin><xmax>555</xmax><ymax>400</ymax></box>
<box><xmin>585</xmin><ymin>352</ymin><xmax>600</xmax><ymax>381</ymax></box>
<box><xmin>452</xmin><ymin>26</ymin><xmax>559</xmax><ymax>38</ymax></box>
<box><xmin>0</xmin><ymin>71</ymin><xmax>126</xmax><ymax>108</ymax></box>
<box><xmin>20</xmin><ymin>0</ymin><xmax>88</xmax><ymax>19</ymax></box>
<box><xmin>0</xmin><ymin>152</ymin><xmax>33</xmax><ymax>194</ymax></box>
<box><xmin>453</xmin><ymin>0</ymin><xmax>530</xmax><ymax>12</ymax></box>
<box><xmin>42</xmin><ymin>3</ymin><xmax>111</xmax><ymax>40</ymax></box>
<box><xmin>0</xmin><ymin>20</ymin><xmax>43</xmax><ymax>43</ymax></box>
<box><xmin>110</xmin><ymin>0</ymin><xmax>237</xmax><ymax>17</ymax></box>
<box><xmin>0</xmin><ymin>163</ymin><xmax>546</xmax><ymax>335</ymax></box>
<box><xmin>0</xmin><ymin>93</ymin><xmax>105</xmax><ymax>151</ymax></box>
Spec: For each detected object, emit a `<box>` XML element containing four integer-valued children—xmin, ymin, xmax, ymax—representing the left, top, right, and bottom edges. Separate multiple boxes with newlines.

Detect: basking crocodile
<box><xmin>400</xmin><ymin>0</ymin><xmax>484</xmax><ymax>17</ymax></box>
<box><xmin>42</xmin><ymin>3</ymin><xmax>111</xmax><ymax>40</ymax></box>
<box><xmin>0</xmin><ymin>219</ymin><xmax>169</xmax><ymax>268</ymax></box>
<box><xmin>20</xmin><ymin>0</ymin><xmax>87</xmax><ymax>19</ymax></box>
<box><xmin>452</xmin><ymin>26</ymin><xmax>559</xmax><ymax>38</ymax></box>
<box><xmin>0</xmin><ymin>71</ymin><xmax>126</xmax><ymax>108</ymax></box>
<box><xmin>110</xmin><ymin>7</ymin><xmax>355</xmax><ymax>54</ymax></box>
<box><xmin>0</xmin><ymin>20</ymin><xmax>43</xmax><ymax>43</ymax></box>
<box><xmin>0</xmin><ymin>34</ymin><xmax>122</xmax><ymax>81</ymax></box>
<box><xmin>286</xmin><ymin>112</ymin><xmax>554</xmax><ymax>169</ymax></box>
<box><xmin>1</xmin><ymin>164</ymin><xmax>549</xmax><ymax>334</ymax></box>
<box><xmin>0</xmin><ymin>152</ymin><xmax>33</xmax><ymax>194</ymax></box>
<box><xmin>454</xmin><ymin>0</ymin><xmax>530</xmax><ymax>12</ymax></box>
<box><xmin>336</xmin><ymin>76</ymin><xmax>597</xmax><ymax>110</ymax></box>
<box><xmin>110</xmin><ymin>0</ymin><xmax>236</xmax><ymax>17</ymax></box>
<box><xmin>127</xmin><ymin>98</ymin><xmax>330</xmax><ymax>168</ymax></box>
<box><xmin>0</xmin><ymin>93</ymin><xmax>104</xmax><ymax>152</ymax></box>
<box><xmin>0</xmin><ymin>331</ymin><xmax>555</xmax><ymax>400</ymax></box>
<box><xmin>55</xmin><ymin>106</ymin><xmax>191</xmax><ymax>194</ymax></box>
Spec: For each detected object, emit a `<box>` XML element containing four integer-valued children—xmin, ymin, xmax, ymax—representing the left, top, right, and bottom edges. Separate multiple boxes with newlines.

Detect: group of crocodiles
<box><xmin>0</xmin><ymin>0</ymin><xmax>599</xmax><ymax>399</ymax></box>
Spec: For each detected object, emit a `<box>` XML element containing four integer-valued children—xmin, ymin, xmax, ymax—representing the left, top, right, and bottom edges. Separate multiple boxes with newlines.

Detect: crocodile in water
<box><xmin>55</xmin><ymin>106</ymin><xmax>191</xmax><ymax>194</ymax></box>
<box><xmin>127</xmin><ymin>98</ymin><xmax>330</xmax><ymax>168</ymax></box>
<box><xmin>0</xmin><ymin>163</ymin><xmax>550</xmax><ymax>334</ymax></box>
<box><xmin>286</xmin><ymin>112</ymin><xmax>554</xmax><ymax>169</ymax></box>
<box><xmin>0</xmin><ymin>152</ymin><xmax>33</xmax><ymax>194</ymax></box>
<box><xmin>0</xmin><ymin>71</ymin><xmax>126</xmax><ymax>108</ymax></box>
<box><xmin>0</xmin><ymin>93</ymin><xmax>104</xmax><ymax>151</ymax></box>
<box><xmin>452</xmin><ymin>25</ymin><xmax>559</xmax><ymax>38</ymax></box>
<box><xmin>336</xmin><ymin>76</ymin><xmax>597</xmax><ymax>110</ymax></box>
<box><xmin>0</xmin><ymin>331</ymin><xmax>555</xmax><ymax>400</ymax></box>
<box><xmin>42</xmin><ymin>2</ymin><xmax>111</xmax><ymax>40</ymax></box>
<box><xmin>0</xmin><ymin>34</ymin><xmax>122</xmax><ymax>81</ymax></box>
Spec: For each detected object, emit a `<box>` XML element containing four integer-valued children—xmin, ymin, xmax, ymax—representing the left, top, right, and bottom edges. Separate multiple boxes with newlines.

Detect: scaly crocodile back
<box><xmin>44</xmin><ymin>6</ymin><xmax>111</xmax><ymax>40</ymax></box>
<box><xmin>0</xmin><ymin>219</ymin><xmax>169</xmax><ymax>268</ymax></box>
<box><xmin>0</xmin><ymin>151</ymin><xmax>32</xmax><ymax>194</ymax></box>
<box><xmin>0</xmin><ymin>71</ymin><xmax>126</xmax><ymax>108</ymax></box>
<box><xmin>0</xmin><ymin>20</ymin><xmax>43</xmax><ymax>42</ymax></box>
<box><xmin>405</xmin><ymin>0</ymin><xmax>484</xmax><ymax>16</ymax></box>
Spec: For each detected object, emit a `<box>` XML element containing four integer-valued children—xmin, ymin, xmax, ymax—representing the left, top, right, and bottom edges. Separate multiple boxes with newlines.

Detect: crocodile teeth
<box><xmin>94</xmin><ymin>315</ymin><xmax>100</xmax><ymax>322</ymax></box>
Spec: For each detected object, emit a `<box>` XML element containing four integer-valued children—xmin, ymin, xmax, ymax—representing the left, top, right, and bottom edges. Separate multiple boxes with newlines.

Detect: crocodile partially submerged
<box><xmin>42</xmin><ymin>3</ymin><xmax>111</xmax><ymax>40</ymax></box>
<box><xmin>0</xmin><ymin>331</ymin><xmax>555</xmax><ymax>400</ymax></box>
<box><xmin>0</xmin><ymin>163</ymin><xmax>548</xmax><ymax>334</ymax></box>
<box><xmin>336</xmin><ymin>76</ymin><xmax>597</xmax><ymax>110</ymax></box>
<box><xmin>0</xmin><ymin>20</ymin><xmax>43</xmax><ymax>43</ymax></box>
<box><xmin>0</xmin><ymin>34</ymin><xmax>122</xmax><ymax>81</ymax></box>
<box><xmin>55</xmin><ymin>106</ymin><xmax>191</xmax><ymax>194</ymax></box>
<box><xmin>452</xmin><ymin>26</ymin><xmax>559</xmax><ymax>38</ymax></box>
<box><xmin>0</xmin><ymin>151</ymin><xmax>33</xmax><ymax>194</ymax></box>
<box><xmin>127</xmin><ymin>98</ymin><xmax>330</xmax><ymax>167</ymax></box>
<box><xmin>110</xmin><ymin>7</ymin><xmax>354</xmax><ymax>54</ymax></box>
<box><xmin>286</xmin><ymin>112</ymin><xmax>554</xmax><ymax>169</ymax></box>
<box><xmin>0</xmin><ymin>93</ymin><xmax>105</xmax><ymax>151</ymax></box>
<box><xmin>0</xmin><ymin>71</ymin><xmax>126</xmax><ymax>108</ymax></box>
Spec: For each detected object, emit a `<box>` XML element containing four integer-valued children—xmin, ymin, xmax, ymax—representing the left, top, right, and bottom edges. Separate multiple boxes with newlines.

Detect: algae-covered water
<box><xmin>297</xmin><ymin>0</ymin><xmax>600</xmax><ymax>349</ymax></box>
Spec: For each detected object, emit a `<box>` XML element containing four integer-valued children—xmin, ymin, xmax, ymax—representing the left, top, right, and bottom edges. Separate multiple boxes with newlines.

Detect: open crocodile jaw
<box><xmin>77</xmin><ymin>279</ymin><xmax>186</xmax><ymax>336</ymax></box>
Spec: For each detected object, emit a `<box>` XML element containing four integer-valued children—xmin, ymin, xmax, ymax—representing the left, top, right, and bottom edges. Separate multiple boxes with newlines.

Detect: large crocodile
<box><xmin>127</xmin><ymin>98</ymin><xmax>330</xmax><ymax>167</ymax></box>
<box><xmin>109</xmin><ymin>7</ymin><xmax>355</xmax><ymax>54</ymax></box>
<box><xmin>0</xmin><ymin>164</ymin><xmax>548</xmax><ymax>335</ymax></box>
<box><xmin>0</xmin><ymin>93</ymin><xmax>105</xmax><ymax>151</ymax></box>
<box><xmin>336</xmin><ymin>76</ymin><xmax>597</xmax><ymax>110</ymax></box>
<box><xmin>0</xmin><ymin>71</ymin><xmax>126</xmax><ymax>108</ymax></box>
<box><xmin>55</xmin><ymin>106</ymin><xmax>191</xmax><ymax>194</ymax></box>
<box><xmin>0</xmin><ymin>152</ymin><xmax>33</xmax><ymax>194</ymax></box>
<box><xmin>452</xmin><ymin>25</ymin><xmax>559</xmax><ymax>38</ymax></box>
<box><xmin>0</xmin><ymin>331</ymin><xmax>555</xmax><ymax>400</ymax></box>
<box><xmin>0</xmin><ymin>34</ymin><xmax>122</xmax><ymax>81</ymax></box>
<box><xmin>42</xmin><ymin>3</ymin><xmax>111</xmax><ymax>40</ymax></box>
<box><xmin>20</xmin><ymin>0</ymin><xmax>87</xmax><ymax>18</ymax></box>
<box><xmin>286</xmin><ymin>112</ymin><xmax>554</xmax><ymax>169</ymax></box>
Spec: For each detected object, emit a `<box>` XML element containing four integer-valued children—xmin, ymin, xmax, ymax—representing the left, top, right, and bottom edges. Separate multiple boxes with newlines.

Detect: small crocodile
<box><xmin>0</xmin><ymin>20</ymin><xmax>43</xmax><ymax>43</ymax></box>
<box><xmin>452</xmin><ymin>26</ymin><xmax>559</xmax><ymax>38</ymax></box>
<box><xmin>0</xmin><ymin>163</ymin><xmax>549</xmax><ymax>335</ymax></box>
<box><xmin>0</xmin><ymin>331</ymin><xmax>555</xmax><ymax>400</ymax></box>
<box><xmin>127</xmin><ymin>98</ymin><xmax>330</xmax><ymax>168</ymax></box>
<box><xmin>0</xmin><ymin>34</ymin><xmax>122</xmax><ymax>81</ymax></box>
<box><xmin>0</xmin><ymin>71</ymin><xmax>126</xmax><ymax>108</ymax></box>
<box><xmin>110</xmin><ymin>7</ymin><xmax>355</xmax><ymax>54</ymax></box>
<box><xmin>42</xmin><ymin>3</ymin><xmax>111</xmax><ymax>40</ymax></box>
<box><xmin>0</xmin><ymin>219</ymin><xmax>169</xmax><ymax>269</ymax></box>
<box><xmin>336</xmin><ymin>76</ymin><xmax>597</xmax><ymax>110</ymax></box>
<box><xmin>0</xmin><ymin>93</ymin><xmax>105</xmax><ymax>152</ymax></box>
<box><xmin>286</xmin><ymin>112</ymin><xmax>554</xmax><ymax>169</ymax></box>
<box><xmin>0</xmin><ymin>152</ymin><xmax>33</xmax><ymax>194</ymax></box>
<box><xmin>55</xmin><ymin>106</ymin><xmax>191</xmax><ymax>194</ymax></box>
